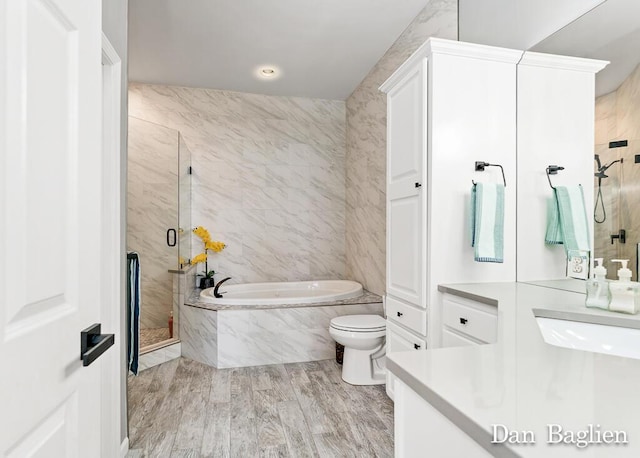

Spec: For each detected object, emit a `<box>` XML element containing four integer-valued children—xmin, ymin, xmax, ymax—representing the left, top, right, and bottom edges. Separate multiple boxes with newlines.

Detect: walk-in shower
<box><xmin>594</xmin><ymin>153</ymin><xmax>623</xmax><ymax>223</ymax></box>
<box><xmin>592</xmin><ymin>139</ymin><xmax>640</xmax><ymax>280</ymax></box>
<box><xmin>127</xmin><ymin>116</ymin><xmax>192</xmax><ymax>352</ymax></box>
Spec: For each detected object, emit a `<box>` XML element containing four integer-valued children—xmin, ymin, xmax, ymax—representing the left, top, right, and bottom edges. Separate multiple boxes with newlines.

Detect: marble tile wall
<box><xmin>128</xmin><ymin>116</ymin><xmax>180</xmax><ymax>329</ymax></box>
<box><xmin>181</xmin><ymin>303</ymin><xmax>218</xmax><ymax>367</ymax></box>
<box><xmin>129</xmin><ymin>83</ymin><xmax>347</xmax><ymax>285</ymax></box>
<box><xmin>137</xmin><ymin>342</ymin><xmax>181</xmax><ymax>372</ymax></box>
<box><xmin>344</xmin><ymin>1</ymin><xmax>458</xmax><ymax>296</ymax></box>
<box><xmin>180</xmin><ymin>302</ymin><xmax>383</xmax><ymax>368</ymax></box>
<box><xmin>594</xmin><ymin>64</ymin><xmax>640</xmax><ymax>279</ymax></box>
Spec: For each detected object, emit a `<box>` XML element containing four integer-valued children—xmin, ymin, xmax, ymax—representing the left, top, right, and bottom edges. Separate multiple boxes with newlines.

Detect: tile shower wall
<box><xmin>129</xmin><ymin>84</ymin><xmax>346</xmax><ymax>283</ymax></box>
<box><xmin>594</xmin><ymin>63</ymin><xmax>640</xmax><ymax>279</ymax></box>
<box><xmin>345</xmin><ymin>1</ymin><xmax>458</xmax><ymax>296</ymax></box>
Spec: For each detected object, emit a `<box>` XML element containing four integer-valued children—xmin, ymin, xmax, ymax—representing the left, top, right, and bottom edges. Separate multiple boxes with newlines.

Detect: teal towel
<box><xmin>471</xmin><ymin>183</ymin><xmax>505</xmax><ymax>263</ymax></box>
<box><xmin>545</xmin><ymin>186</ymin><xmax>590</xmax><ymax>254</ymax></box>
<box><xmin>545</xmin><ymin>197</ymin><xmax>563</xmax><ymax>245</ymax></box>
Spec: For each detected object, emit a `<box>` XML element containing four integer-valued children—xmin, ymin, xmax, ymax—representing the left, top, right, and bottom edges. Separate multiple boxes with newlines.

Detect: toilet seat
<box><xmin>330</xmin><ymin>314</ymin><xmax>386</xmax><ymax>332</ymax></box>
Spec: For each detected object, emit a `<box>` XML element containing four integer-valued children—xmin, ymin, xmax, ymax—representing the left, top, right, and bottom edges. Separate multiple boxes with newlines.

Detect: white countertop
<box><xmin>387</xmin><ymin>282</ymin><xmax>640</xmax><ymax>457</ymax></box>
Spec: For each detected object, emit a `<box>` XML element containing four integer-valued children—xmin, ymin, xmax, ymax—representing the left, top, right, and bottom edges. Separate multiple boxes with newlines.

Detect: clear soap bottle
<box><xmin>585</xmin><ymin>258</ymin><xmax>610</xmax><ymax>310</ymax></box>
<box><xmin>608</xmin><ymin>259</ymin><xmax>640</xmax><ymax>314</ymax></box>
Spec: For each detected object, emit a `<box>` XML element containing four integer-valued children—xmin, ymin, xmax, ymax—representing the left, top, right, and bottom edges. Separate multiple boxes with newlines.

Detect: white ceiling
<box><xmin>531</xmin><ymin>0</ymin><xmax>640</xmax><ymax>97</ymax></box>
<box><xmin>459</xmin><ymin>0</ymin><xmax>605</xmax><ymax>50</ymax></box>
<box><xmin>128</xmin><ymin>0</ymin><xmax>429</xmax><ymax>100</ymax></box>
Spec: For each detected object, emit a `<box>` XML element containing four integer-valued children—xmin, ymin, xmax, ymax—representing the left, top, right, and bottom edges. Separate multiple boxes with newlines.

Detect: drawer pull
<box><xmin>459</xmin><ymin>317</ymin><xmax>468</xmax><ymax>325</ymax></box>
<box><xmin>397</xmin><ymin>311</ymin><xmax>403</xmax><ymax>317</ymax></box>
<box><xmin>414</xmin><ymin>343</ymin><xmax>421</xmax><ymax>350</ymax></box>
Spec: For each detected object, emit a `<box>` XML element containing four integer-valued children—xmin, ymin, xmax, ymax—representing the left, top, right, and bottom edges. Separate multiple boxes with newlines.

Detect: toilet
<box><xmin>329</xmin><ymin>314</ymin><xmax>386</xmax><ymax>385</ymax></box>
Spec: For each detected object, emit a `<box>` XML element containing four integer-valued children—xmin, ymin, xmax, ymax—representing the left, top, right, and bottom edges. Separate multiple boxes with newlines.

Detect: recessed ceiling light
<box><xmin>255</xmin><ymin>65</ymin><xmax>281</xmax><ymax>80</ymax></box>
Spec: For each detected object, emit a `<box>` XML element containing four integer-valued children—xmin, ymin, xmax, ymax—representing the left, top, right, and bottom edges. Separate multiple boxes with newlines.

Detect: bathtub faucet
<box><xmin>213</xmin><ymin>277</ymin><xmax>232</xmax><ymax>298</ymax></box>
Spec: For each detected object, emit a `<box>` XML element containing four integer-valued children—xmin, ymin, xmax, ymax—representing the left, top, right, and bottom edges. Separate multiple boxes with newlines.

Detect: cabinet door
<box><xmin>386</xmin><ymin>320</ymin><xmax>426</xmax><ymax>401</ymax></box>
<box><xmin>395</xmin><ymin>380</ymin><xmax>493</xmax><ymax>458</ymax></box>
<box><xmin>386</xmin><ymin>61</ymin><xmax>427</xmax><ymax>308</ymax></box>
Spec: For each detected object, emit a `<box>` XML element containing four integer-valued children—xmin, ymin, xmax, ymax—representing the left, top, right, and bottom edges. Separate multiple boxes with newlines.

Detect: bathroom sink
<box><xmin>535</xmin><ymin>317</ymin><xmax>640</xmax><ymax>360</ymax></box>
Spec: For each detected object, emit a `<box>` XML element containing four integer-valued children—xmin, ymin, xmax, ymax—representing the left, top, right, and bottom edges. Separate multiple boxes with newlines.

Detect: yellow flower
<box><xmin>193</xmin><ymin>226</ymin><xmax>211</xmax><ymax>242</ymax></box>
<box><xmin>205</xmin><ymin>240</ymin><xmax>226</xmax><ymax>253</ymax></box>
<box><xmin>179</xmin><ymin>256</ymin><xmax>186</xmax><ymax>265</ymax></box>
<box><xmin>191</xmin><ymin>253</ymin><xmax>207</xmax><ymax>264</ymax></box>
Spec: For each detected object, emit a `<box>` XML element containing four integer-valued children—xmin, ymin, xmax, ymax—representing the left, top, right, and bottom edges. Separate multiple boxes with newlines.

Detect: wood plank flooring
<box><xmin>127</xmin><ymin>357</ymin><xmax>394</xmax><ymax>457</ymax></box>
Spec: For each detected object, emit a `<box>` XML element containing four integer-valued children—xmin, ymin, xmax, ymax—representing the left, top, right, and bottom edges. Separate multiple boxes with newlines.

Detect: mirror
<box><xmin>530</xmin><ymin>0</ymin><xmax>640</xmax><ymax>284</ymax></box>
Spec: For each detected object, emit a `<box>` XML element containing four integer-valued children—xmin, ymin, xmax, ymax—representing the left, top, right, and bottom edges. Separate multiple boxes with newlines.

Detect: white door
<box><xmin>0</xmin><ymin>0</ymin><xmax>108</xmax><ymax>456</ymax></box>
<box><xmin>386</xmin><ymin>61</ymin><xmax>427</xmax><ymax>308</ymax></box>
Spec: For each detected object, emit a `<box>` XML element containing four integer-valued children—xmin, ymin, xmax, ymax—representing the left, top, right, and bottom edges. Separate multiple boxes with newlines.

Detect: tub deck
<box><xmin>181</xmin><ymin>289</ymin><xmax>384</xmax><ymax>368</ymax></box>
<box><xmin>185</xmin><ymin>289</ymin><xmax>382</xmax><ymax>311</ymax></box>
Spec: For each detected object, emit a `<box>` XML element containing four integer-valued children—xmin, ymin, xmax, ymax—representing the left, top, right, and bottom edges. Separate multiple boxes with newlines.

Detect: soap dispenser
<box><xmin>608</xmin><ymin>259</ymin><xmax>639</xmax><ymax>314</ymax></box>
<box><xmin>585</xmin><ymin>258</ymin><xmax>610</xmax><ymax>309</ymax></box>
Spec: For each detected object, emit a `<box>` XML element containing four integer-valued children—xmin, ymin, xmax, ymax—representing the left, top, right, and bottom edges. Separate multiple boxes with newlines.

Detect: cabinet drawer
<box><xmin>386</xmin><ymin>295</ymin><xmax>427</xmax><ymax>336</ymax></box>
<box><xmin>387</xmin><ymin>320</ymin><xmax>426</xmax><ymax>353</ymax></box>
<box><xmin>442</xmin><ymin>296</ymin><xmax>497</xmax><ymax>344</ymax></box>
<box><xmin>442</xmin><ymin>328</ymin><xmax>480</xmax><ymax>348</ymax></box>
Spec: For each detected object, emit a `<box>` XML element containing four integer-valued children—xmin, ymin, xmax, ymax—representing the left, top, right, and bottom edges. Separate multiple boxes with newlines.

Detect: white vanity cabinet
<box><xmin>380</xmin><ymin>38</ymin><xmax>520</xmax><ymax>383</ymax></box>
<box><xmin>395</xmin><ymin>379</ymin><xmax>493</xmax><ymax>458</ymax></box>
<box><xmin>441</xmin><ymin>293</ymin><xmax>497</xmax><ymax>347</ymax></box>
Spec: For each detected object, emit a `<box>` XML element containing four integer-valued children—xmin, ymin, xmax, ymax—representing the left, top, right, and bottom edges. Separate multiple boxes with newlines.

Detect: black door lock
<box><xmin>81</xmin><ymin>323</ymin><xmax>114</xmax><ymax>367</ymax></box>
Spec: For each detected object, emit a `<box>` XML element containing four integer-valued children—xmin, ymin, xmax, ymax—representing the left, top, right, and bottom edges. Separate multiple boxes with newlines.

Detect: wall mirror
<box><xmin>530</xmin><ymin>0</ymin><xmax>640</xmax><ymax>284</ymax></box>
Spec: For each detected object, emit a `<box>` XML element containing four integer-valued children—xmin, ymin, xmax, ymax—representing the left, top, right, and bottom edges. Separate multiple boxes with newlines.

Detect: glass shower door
<box><xmin>127</xmin><ymin>116</ymin><xmax>179</xmax><ymax>348</ymax></box>
<box><xmin>593</xmin><ymin>139</ymin><xmax>639</xmax><ymax>280</ymax></box>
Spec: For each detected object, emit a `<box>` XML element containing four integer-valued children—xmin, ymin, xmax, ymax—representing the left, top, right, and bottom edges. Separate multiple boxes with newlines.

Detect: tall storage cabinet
<box><xmin>380</xmin><ymin>39</ymin><xmax>522</xmax><ymax>398</ymax></box>
<box><xmin>386</xmin><ymin>60</ymin><xmax>427</xmax><ymax>309</ymax></box>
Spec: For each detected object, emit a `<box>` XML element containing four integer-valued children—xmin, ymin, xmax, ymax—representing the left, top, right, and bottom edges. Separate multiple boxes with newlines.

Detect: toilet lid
<box><xmin>330</xmin><ymin>314</ymin><xmax>386</xmax><ymax>332</ymax></box>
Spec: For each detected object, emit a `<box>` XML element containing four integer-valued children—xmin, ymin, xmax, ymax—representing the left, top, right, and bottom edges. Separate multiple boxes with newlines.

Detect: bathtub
<box><xmin>199</xmin><ymin>280</ymin><xmax>363</xmax><ymax>306</ymax></box>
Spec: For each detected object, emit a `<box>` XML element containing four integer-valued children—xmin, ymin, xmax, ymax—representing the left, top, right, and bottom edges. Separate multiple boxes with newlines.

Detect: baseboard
<box><xmin>120</xmin><ymin>437</ymin><xmax>129</xmax><ymax>457</ymax></box>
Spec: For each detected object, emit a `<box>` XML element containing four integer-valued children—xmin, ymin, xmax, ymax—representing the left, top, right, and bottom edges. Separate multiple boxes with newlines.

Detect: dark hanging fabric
<box><xmin>127</xmin><ymin>252</ymin><xmax>141</xmax><ymax>375</ymax></box>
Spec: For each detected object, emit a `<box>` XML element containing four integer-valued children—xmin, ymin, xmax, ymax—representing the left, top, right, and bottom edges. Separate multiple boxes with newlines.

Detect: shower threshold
<box><xmin>140</xmin><ymin>327</ymin><xmax>179</xmax><ymax>355</ymax></box>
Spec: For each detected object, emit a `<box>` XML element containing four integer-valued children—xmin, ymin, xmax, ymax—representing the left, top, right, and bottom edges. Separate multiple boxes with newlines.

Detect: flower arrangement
<box><xmin>192</xmin><ymin>226</ymin><xmax>226</xmax><ymax>288</ymax></box>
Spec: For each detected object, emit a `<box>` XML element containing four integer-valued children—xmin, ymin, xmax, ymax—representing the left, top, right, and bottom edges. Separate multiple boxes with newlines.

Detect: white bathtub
<box><xmin>199</xmin><ymin>280</ymin><xmax>363</xmax><ymax>306</ymax></box>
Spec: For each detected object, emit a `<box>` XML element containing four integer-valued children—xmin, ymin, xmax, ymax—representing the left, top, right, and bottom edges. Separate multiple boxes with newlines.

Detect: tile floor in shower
<box><xmin>140</xmin><ymin>327</ymin><xmax>172</xmax><ymax>349</ymax></box>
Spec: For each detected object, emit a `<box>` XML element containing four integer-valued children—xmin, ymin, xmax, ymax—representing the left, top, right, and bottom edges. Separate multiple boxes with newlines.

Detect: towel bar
<box><xmin>546</xmin><ymin>165</ymin><xmax>565</xmax><ymax>189</ymax></box>
<box><xmin>472</xmin><ymin>161</ymin><xmax>506</xmax><ymax>187</ymax></box>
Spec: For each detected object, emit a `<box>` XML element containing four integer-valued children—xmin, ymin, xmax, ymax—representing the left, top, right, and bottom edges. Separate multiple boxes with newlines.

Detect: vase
<box><xmin>199</xmin><ymin>277</ymin><xmax>215</xmax><ymax>289</ymax></box>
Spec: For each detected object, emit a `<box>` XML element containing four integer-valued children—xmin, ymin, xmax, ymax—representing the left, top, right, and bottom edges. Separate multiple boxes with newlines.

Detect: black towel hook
<box><xmin>472</xmin><ymin>161</ymin><xmax>506</xmax><ymax>187</ymax></box>
<box><xmin>546</xmin><ymin>165</ymin><xmax>565</xmax><ymax>189</ymax></box>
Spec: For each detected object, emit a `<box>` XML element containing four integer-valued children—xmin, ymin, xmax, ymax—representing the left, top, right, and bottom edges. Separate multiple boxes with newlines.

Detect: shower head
<box><xmin>594</xmin><ymin>155</ymin><xmax>623</xmax><ymax>179</ymax></box>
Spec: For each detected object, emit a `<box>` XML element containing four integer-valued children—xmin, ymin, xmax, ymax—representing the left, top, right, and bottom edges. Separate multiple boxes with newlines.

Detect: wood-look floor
<box><xmin>127</xmin><ymin>357</ymin><xmax>394</xmax><ymax>457</ymax></box>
